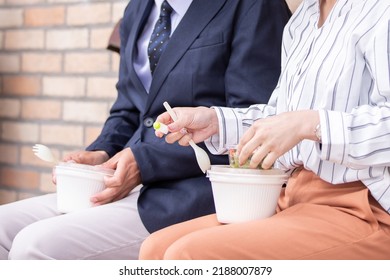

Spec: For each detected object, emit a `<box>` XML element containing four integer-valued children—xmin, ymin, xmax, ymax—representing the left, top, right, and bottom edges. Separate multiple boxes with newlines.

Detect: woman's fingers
<box><xmin>237</xmin><ymin>126</ymin><xmax>260</xmax><ymax>166</ymax></box>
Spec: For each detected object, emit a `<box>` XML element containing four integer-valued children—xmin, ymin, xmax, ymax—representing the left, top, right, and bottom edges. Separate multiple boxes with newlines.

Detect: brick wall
<box><xmin>0</xmin><ymin>0</ymin><xmax>128</xmax><ymax>204</ymax></box>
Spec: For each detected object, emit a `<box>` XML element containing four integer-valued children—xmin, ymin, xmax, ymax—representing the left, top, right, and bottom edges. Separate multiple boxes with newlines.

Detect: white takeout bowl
<box><xmin>207</xmin><ymin>165</ymin><xmax>288</xmax><ymax>223</ymax></box>
<box><xmin>55</xmin><ymin>162</ymin><xmax>114</xmax><ymax>213</ymax></box>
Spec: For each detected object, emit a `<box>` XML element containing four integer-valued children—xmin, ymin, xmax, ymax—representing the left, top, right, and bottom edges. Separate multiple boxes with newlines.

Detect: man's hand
<box><xmin>63</xmin><ymin>150</ymin><xmax>109</xmax><ymax>165</ymax></box>
<box><xmin>52</xmin><ymin>150</ymin><xmax>109</xmax><ymax>184</ymax></box>
<box><xmin>91</xmin><ymin>148</ymin><xmax>142</xmax><ymax>206</ymax></box>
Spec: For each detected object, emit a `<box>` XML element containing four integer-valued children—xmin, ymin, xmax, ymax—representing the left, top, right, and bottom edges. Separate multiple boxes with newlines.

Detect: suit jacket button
<box><xmin>143</xmin><ymin>117</ymin><xmax>154</xmax><ymax>127</ymax></box>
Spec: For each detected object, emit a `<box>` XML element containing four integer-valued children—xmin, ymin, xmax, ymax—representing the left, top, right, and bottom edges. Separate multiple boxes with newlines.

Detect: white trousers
<box><xmin>0</xmin><ymin>186</ymin><xmax>149</xmax><ymax>259</ymax></box>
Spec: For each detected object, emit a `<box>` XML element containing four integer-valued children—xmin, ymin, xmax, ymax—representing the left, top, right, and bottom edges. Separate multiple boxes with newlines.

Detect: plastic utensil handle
<box><xmin>163</xmin><ymin>101</ymin><xmax>178</xmax><ymax>122</ymax></box>
<box><xmin>163</xmin><ymin>101</ymin><xmax>189</xmax><ymax>135</ymax></box>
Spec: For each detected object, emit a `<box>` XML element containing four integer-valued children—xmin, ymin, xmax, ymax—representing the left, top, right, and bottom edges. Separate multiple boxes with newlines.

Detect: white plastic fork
<box><xmin>32</xmin><ymin>144</ymin><xmax>59</xmax><ymax>164</ymax></box>
<box><xmin>163</xmin><ymin>101</ymin><xmax>211</xmax><ymax>173</ymax></box>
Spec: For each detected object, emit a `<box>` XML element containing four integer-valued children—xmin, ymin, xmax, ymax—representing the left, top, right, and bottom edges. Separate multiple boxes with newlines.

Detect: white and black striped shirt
<box><xmin>206</xmin><ymin>0</ymin><xmax>390</xmax><ymax>213</ymax></box>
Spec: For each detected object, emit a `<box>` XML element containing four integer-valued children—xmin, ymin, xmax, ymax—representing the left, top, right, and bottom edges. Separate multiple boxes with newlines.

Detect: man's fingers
<box><xmin>90</xmin><ymin>187</ymin><xmax>118</xmax><ymax>205</ymax></box>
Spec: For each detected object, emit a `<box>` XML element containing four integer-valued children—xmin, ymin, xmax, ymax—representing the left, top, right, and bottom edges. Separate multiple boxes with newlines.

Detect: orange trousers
<box><xmin>139</xmin><ymin>169</ymin><xmax>390</xmax><ymax>259</ymax></box>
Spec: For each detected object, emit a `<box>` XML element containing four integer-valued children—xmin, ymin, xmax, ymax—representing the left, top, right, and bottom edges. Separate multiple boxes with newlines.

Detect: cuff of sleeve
<box><xmin>319</xmin><ymin>109</ymin><xmax>349</xmax><ymax>165</ymax></box>
<box><xmin>205</xmin><ymin>107</ymin><xmax>243</xmax><ymax>155</ymax></box>
<box><xmin>86</xmin><ymin>142</ymin><xmax>117</xmax><ymax>158</ymax></box>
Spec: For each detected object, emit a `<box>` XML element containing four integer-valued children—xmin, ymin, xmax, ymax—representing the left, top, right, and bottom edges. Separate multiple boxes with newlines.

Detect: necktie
<box><xmin>148</xmin><ymin>1</ymin><xmax>174</xmax><ymax>74</ymax></box>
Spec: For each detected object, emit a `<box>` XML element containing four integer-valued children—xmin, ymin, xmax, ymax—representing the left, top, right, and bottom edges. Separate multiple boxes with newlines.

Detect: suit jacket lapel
<box><xmin>124</xmin><ymin>0</ymin><xmax>154</xmax><ymax>96</ymax></box>
<box><xmin>146</xmin><ymin>0</ymin><xmax>227</xmax><ymax>111</ymax></box>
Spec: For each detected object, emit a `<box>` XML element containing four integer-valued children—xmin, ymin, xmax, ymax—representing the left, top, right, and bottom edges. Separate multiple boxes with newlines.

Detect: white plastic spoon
<box><xmin>32</xmin><ymin>144</ymin><xmax>59</xmax><ymax>164</ymax></box>
<box><xmin>163</xmin><ymin>101</ymin><xmax>211</xmax><ymax>173</ymax></box>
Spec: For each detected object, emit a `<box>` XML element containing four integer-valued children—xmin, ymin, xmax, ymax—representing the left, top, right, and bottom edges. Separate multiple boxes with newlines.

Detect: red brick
<box><xmin>90</xmin><ymin>27</ymin><xmax>112</xmax><ymax>49</ymax></box>
<box><xmin>3</xmin><ymin>75</ymin><xmax>41</xmax><ymax>96</ymax></box>
<box><xmin>0</xmin><ymin>31</ymin><xmax>3</xmax><ymax>49</ymax></box>
<box><xmin>0</xmin><ymin>9</ymin><xmax>23</xmax><ymax>28</ymax></box>
<box><xmin>17</xmin><ymin>192</ymin><xmax>38</xmax><ymax>201</ymax></box>
<box><xmin>1</xmin><ymin>121</ymin><xmax>39</xmax><ymax>143</ymax></box>
<box><xmin>25</xmin><ymin>6</ymin><xmax>65</xmax><ymax>27</ymax></box>
<box><xmin>0</xmin><ymin>167</ymin><xmax>40</xmax><ymax>190</ymax></box>
<box><xmin>47</xmin><ymin>0</ymin><xmax>78</xmax><ymax>3</ymax></box>
<box><xmin>63</xmin><ymin>101</ymin><xmax>108</xmax><ymax>123</ymax></box>
<box><xmin>112</xmin><ymin>53</ymin><xmax>120</xmax><ymax>72</ymax></box>
<box><xmin>67</xmin><ymin>3</ymin><xmax>110</xmax><ymax>26</ymax></box>
<box><xmin>21</xmin><ymin>99</ymin><xmax>62</xmax><ymax>120</ymax></box>
<box><xmin>46</xmin><ymin>28</ymin><xmax>88</xmax><ymax>50</ymax></box>
<box><xmin>0</xmin><ymin>98</ymin><xmax>20</xmax><ymax>118</ymax></box>
<box><xmin>18</xmin><ymin>192</ymin><xmax>37</xmax><ymax>200</ymax></box>
<box><xmin>65</xmin><ymin>52</ymin><xmax>110</xmax><ymax>73</ymax></box>
<box><xmin>87</xmin><ymin>77</ymin><xmax>117</xmax><ymax>99</ymax></box>
<box><xmin>6</xmin><ymin>0</ymin><xmax>44</xmax><ymax>4</ymax></box>
<box><xmin>112</xmin><ymin>2</ymin><xmax>128</xmax><ymax>23</ymax></box>
<box><xmin>0</xmin><ymin>189</ymin><xmax>18</xmax><ymax>205</ymax></box>
<box><xmin>22</xmin><ymin>53</ymin><xmax>62</xmax><ymax>73</ymax></box>
<box><xmin>43</xmin><ymin>76</ymin><xmax>85</xmax><ymax>97</ymax></box>
<box><xmin>5</xmin><ymin>30</ymin><xmax>44</xmax><ymax>50</ymax></box>
<box><xmin>0</xmin><ymin>143</ymin><xmax>18</xmax><ymax>165</ymax></box>
<box><xmin>0</xmin><ymin>54</ymin><xmax>20</xmax><ymax>73</ymax></box>
<box><xmin>40</xmin><ymin>124</ymin><xmax>83</xmax><ymax>146</ymax></box>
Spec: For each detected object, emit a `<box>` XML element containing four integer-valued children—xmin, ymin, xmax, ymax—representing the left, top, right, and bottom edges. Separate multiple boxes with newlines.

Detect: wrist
<box><xmin>95</xmin><ymin>150</ymin><xmax>110</xmax><ymax>163</ymax></box>
<box><xmin>314</xmin><ymin>123</ymin><xmax>322</xmax><ymax>142</ymax></box>
<box><xmin>298</xmin><ymin>110</ymin><xmax>321</xmax><ymax>142</ymax></box>
<box><xmin>210</xmin><ymin>108</ymin><xmax>220</xmax><ymax>135</ymax></box>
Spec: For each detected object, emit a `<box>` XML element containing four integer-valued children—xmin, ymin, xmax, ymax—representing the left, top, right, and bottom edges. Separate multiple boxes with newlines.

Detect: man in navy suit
<box><xmin>0</xmin><ymin>0</ymin><xmax>291</xmax><ymax>259</ymax></box>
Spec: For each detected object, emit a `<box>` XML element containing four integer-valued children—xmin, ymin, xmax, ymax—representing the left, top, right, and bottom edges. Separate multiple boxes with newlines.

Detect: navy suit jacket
<box><xmin>87</xmin><ymin>0</ymin><xmax>291</xmax><ymax>232</ymax></box>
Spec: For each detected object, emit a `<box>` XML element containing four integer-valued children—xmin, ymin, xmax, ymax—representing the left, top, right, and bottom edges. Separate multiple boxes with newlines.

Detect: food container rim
<box><xmin>56</xmin><ymin>161</ymin><xmax>115</xmax><ymax>176</ymax></box>
<box><xmin>209</xmin><ymin>165</ymin><xmax>288</xmax><ymax>176</ymax></box>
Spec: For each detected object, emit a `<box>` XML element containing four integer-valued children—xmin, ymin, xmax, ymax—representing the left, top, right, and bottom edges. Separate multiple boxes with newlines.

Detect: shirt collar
<box><xmin>154</xmin><ymin>0</ymin><xmax>193</xmax><ymax>17</ymax></box>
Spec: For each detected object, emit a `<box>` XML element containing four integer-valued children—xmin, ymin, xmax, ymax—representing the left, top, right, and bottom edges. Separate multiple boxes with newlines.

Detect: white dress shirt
<box><xmin>133</xmin><ymin>0</ymin><xmax>193</xmax><ymax>92</ymax></box>
<box><xmin>206</xmin><ymin>0</ymin><xmax>390</xmax><ymax>213</ymax></box>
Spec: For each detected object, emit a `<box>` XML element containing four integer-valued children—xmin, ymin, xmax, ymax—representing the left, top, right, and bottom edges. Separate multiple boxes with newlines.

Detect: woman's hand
<box><xmin>237</xmin><ymin>110</ymin><xmax>320</xmax><ymax>169</ymax></box>
<box><xmin>155</xmin><ymin>106</ymin><xmax>219</xmax><ymax>146</ymax></box>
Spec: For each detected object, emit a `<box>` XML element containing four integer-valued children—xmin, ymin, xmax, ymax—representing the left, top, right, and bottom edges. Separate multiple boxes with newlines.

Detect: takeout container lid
<box><xmin>56</xmin><ymin>162</ymin><xmax>115</xmax><ymax>176</ymax></box>
<box><xmin>208</xmin><ymin>165</ymin><xmax>288</xmax><ymax>183</ymax></box>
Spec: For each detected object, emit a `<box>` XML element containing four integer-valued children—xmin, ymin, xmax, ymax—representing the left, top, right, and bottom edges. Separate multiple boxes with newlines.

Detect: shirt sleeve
<box><xmin>320</xmin><ymin>16</ymin><xmax>390</xmax><ymax>169</ymax></box>
<box><xmin>205</xmin><ymin>103</ymin><xmax>277</xmax><ymax>155</ymax></box>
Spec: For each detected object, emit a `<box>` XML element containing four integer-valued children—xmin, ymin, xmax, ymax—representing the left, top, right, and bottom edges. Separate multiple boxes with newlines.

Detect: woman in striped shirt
<box><xmin>140</xmin><ymin>0</ymin><xmax>390</xmax><ymax>259</ymax></box>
